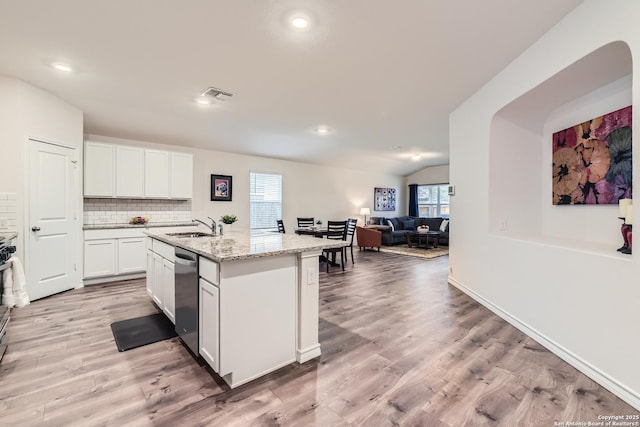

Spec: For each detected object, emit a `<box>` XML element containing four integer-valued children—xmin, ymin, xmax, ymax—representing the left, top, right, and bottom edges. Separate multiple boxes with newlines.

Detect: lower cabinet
<box><xmin>152</xmin><ymin>253</ymin><xmax>163</xmax><ymax>307</ymax></box>
<box><xmin>146</xmin><ymin>249</ymin><xmax>154</xmax><ymax>297</ymax></box>
<box><xmin>84</xmin><ymin>239</ymin><xmax>117</xmax><ymax>278</ymax></box>
<box><xmin>118</xmin><ymin>238</ymin><xmax>146</xmax><ymax>274</ymax></box>
<box><xmin>162</xmin><ymin>258</ymin><xmax>175</xmax><ymax>323</ymax></box>
<box><xmin>84</xmin><ymin>229</ymin><xmax>146</xmax><ymax>280</ymax></box>
<box><xmin>198</xmin><ymin>255</ymin><xmax>296</xmax><ymax>388</ymax></box>
<box><xmin>199</xmin><ymin>277</ymin><xmax>219</xmax><ymax>372</ymax></box>
<box><xmin>147</xmin><ymin>238</ymin><xmax>176</xmax><ymax>324</ymax></box>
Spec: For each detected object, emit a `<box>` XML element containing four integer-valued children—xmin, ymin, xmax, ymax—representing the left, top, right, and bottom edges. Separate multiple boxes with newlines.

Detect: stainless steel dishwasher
<box><xmin>174</xmin><ymin>247</ymin><xmax>199</xmax><ymax>356</ymax></box>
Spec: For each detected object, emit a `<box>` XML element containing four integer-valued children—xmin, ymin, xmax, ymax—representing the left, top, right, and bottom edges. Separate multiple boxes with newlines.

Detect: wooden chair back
<box><xmin>297</xmin><ymin>217</ymin><xmax>315</xmax><ymax>228</ymax></box>
<box><xmin>326</xmin><ymin>220</ymin><xmax>347</xmax><ymax>240</ymax></box>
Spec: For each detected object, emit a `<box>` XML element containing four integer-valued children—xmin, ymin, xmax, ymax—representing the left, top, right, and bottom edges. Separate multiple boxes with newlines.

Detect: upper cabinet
<box><xmin>84</xmin><ymin>142</ymin><xmax>115</xmax><ymax>197</ymax></box>
<box><xmin>170</xmin><ymin>152</ymin><xmax>193</xmax><ymax>199</ymax></box>
<box><xmin>84</xmin><ymin>141</ymin><xmax>193</xmax><ymax>199</ymax></box>
<box><xmin>144</xmin><ymin>149</ymin><xmax>170</xmax><ymax>198</ymax></box>
<box><xmin>116</xmin><ymin>145</ymin><xmax>144</xmax><ymax>198</ymax></box>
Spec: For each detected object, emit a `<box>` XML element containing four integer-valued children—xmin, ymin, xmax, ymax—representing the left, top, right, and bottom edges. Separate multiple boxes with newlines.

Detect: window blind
<box><xmin>250</xmin><ymin>172</ymin><xmax>282</xmax><ymax>230</ymax></box>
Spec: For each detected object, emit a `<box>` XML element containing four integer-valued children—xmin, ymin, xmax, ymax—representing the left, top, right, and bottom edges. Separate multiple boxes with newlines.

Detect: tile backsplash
<box><xmin>83</xmin><ymin>198</ymin><xmax>192</xmax><ymax>225</ymax></box>
<box><xmin>0</xmin><ymin>192</ymin><xmax>17</xmax><ymax>231</ymax></box>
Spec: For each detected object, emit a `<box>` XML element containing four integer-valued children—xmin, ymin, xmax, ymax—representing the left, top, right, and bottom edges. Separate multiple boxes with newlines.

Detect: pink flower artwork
<box><xmin>552</xmin><ymin>105</ymin><xmax>632</xmax><ymax>205</ymax></box>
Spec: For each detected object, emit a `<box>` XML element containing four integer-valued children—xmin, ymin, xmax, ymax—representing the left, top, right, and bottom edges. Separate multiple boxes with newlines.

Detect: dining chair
<box><xmin>323</xmin><ymin>220</ymin><xmax>347</xmax><ymax>272</ymax></box>
<box><xmin>277</xmin><ymin>219</ymin><xmax>285</xmax><ymax>233</ymax></box>
<box><xmin>343</xmin><ymin>218</ymin><xmax>357</xmax><ymax>264</ymax></box>
<box><xmin>297</xmin><ymin>217</ymin><xmax>315</xmax><ymax>228</ymax></box>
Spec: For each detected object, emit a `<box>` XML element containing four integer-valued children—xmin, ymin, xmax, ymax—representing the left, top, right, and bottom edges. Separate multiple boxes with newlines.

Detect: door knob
<box><xmin>31</xmin><ymin>226</ymin><xmax>41</xmax><ymax>232</ymax></box>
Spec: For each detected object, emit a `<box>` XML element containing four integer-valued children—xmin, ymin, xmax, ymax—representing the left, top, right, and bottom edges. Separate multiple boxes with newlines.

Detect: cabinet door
<box><xmin>84</xmin><ymin>239</ymin><xmax>117</xmax><ymax>278</ymax></box>
<box><xmin>84</xmin><ymin>142</ymin><xmax>114</xmax><ymax>197</ymax></box>
<box><xmin>162</xmin><ymin>259</ymin><xmax>175</xmax><ymax>324</ymax></box>
<box><xmin>118</xmin><ymin>237</ymin><xmax>146</xmax><ymax>274</ymax></box>
<box><xmin>146</xmin><ymin>249</ymin><xmax>154</xmax><ymax>297</ymax></box>
<box><xmin>144</xmin><ymin>149</ymin><xmax>169</xmax><ymax>198</ymax></box>
<box><xmin>170</xmin><ymin>152</ymin><xmax>193</xmax><ymax>199</ymax></box>
<box><xmin>152</xmin><ymin>253</ymin><xmax>163</xmax><ymax>307</ymax></box>
<box><xmin>199</xmin><ymin>278</ymin><xmax>220</xmax><ymax>372</ymax></box>
<box><xmin>115</xmin><ymin>145</ymin><xmax>144</xmax><ymax>197</ymax></box>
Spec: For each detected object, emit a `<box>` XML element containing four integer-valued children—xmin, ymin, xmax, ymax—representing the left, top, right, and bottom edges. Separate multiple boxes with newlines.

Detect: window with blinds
<box><xmin>250</xmin><ymin>172</ymin><xmax>282</xmax><ymax>230</ymax></box>
<box><xmin>417</xmin><ymin>184</ymin><xmax>450</xmax><ymax>218</ymax></box>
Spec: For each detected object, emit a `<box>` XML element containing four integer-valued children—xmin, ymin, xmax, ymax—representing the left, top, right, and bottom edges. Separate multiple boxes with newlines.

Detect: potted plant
<box><xmin>316</xmin><ymin>220</ymin><xmax>322</xmax><ymax>226</ymax></box>
<box><xmin>220</xmin><ymin>214</ymin><xmax>238</xmax><ymax>230</ymax></box>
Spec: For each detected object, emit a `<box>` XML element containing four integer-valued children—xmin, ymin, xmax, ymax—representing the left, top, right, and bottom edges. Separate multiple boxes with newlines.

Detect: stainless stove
<box><xmin>0</xmin><ymin>234</ymin><xmax>16</xmax><ymax>363</ymax></box>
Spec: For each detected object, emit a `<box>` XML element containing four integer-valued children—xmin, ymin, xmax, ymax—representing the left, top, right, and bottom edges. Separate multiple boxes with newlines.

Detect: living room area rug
<box><xmin>379</xmin><ymin>245</ymin><xmax>449</xmax><ymax>259</ymax></box>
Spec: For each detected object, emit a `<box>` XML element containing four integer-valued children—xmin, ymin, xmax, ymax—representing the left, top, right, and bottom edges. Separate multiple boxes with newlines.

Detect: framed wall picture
<box><xmin>211</xmin><ymin>174</ymin><xmax>233</xmax><ymax>201</ymax></box>
<box><xmin>374</xmin><ymin>187</ymin><xmax>396</xmax><ymax>211</ymax></box>
<box><xmin>552</xmin><ymin>105</ymin><xmax>632</xmax><ymax>205</ymax></box>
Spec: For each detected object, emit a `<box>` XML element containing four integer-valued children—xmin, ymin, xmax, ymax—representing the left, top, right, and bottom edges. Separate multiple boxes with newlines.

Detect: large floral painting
<box><xmin>552</xmin><ymin>106</ymin><xmax>632</xmax><ymax>205</ymax></box>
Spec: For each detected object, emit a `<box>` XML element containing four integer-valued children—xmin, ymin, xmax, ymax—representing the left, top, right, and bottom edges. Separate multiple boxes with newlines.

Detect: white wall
<box><xmin>405</xmin><ymin>164</ymin><xmax>449</xmax><ymax>185</ymax></box>
<box><xmin>0</xmin><ymin>76</ymin><xmax>83</xmax><ymax>275</ymax></box>
<box><xmin>449</xmin><ymin>0</ymin><xmax>640</xmax><ymax>409</ymax></box>
<box><xmin>85</xmin><ymin>134</ymin><xmax>405</xmax><ymax>231</ymax></box>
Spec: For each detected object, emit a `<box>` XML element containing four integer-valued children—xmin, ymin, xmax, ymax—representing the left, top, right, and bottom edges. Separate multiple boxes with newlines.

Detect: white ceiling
<box><xmin>0</xmin><ymin>0</ymin><xmax>583</xmax><ymax>176</ymax></box>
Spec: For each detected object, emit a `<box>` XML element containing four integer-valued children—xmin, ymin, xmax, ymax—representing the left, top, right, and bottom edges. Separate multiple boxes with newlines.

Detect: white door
<box><xmin>29</xmin><ymin>140</ymin><xmax>78</xmax><ymax>300</ymax></box>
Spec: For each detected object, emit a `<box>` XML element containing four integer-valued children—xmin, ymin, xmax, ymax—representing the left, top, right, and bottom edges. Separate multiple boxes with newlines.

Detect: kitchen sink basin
<box><xmin>166</xmin><ymin>231</ymin><xmax>214</xmax><ymax>238</ymax></box>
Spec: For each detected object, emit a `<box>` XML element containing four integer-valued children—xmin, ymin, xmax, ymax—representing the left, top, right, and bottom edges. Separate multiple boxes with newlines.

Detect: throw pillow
<box><xmin>387</xmin><ymin>219</ymin><xmax>395</xmax><ymax>231</ymax></box>
<box><xmin>440</xmin><ymin>219</ymin><xmax>449</xmax><ymax>232</ymax></box>
<box><xmin>402</xmin><ymin>220</ymin><xmax>416</xmax><ymax>231</ymax></box>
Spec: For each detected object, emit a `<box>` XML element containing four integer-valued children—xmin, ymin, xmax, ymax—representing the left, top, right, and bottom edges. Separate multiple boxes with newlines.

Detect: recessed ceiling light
<box><xmin>314</xmin><ymin>125</ymin><xmax>331</xmax><ymax>135</ymax></box>
<box><xmin>411</xmin><ymin>154</ymin><xmax>422</xmax><ymax>161</ymax></box>
<box><xmin>195</xmin><ymin>97</ymin><xmax>211</xmax><ymax>105</ymax></box>
<box><xmin>291</xmin><ymin>16</ymin><xmax>309</xmax><ymax>29</ymax></box>
<box><xmin>52</xmin><ymin>63</ymin><xmax>72</xmax><ymax>72</ymax></box>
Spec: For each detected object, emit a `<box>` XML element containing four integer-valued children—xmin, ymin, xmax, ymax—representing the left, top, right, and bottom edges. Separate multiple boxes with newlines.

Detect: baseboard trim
<box><xmin>83</xmin><ymin>272</ymin><xmax>145</xmax><ymax>286</ymax></box>
<box><xmin>448</xmin><ymin>275</ymin><xmax>640</xmax><ymax>411</ymax></box>
<box><xmin>297</xmin><ymin>344</ymin><xmax>321</xmax><ymax>363</ymax></box>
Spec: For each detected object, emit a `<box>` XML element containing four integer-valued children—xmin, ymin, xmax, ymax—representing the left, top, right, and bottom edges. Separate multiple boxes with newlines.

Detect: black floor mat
<box><xmin>110</xmin><ymin>313</ymin><xmax>177</xmax><ymax>352</ymax></box>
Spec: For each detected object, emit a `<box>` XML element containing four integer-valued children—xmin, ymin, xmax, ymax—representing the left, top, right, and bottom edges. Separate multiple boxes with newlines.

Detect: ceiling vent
<box><xmin>201</xmin><ymin>86</ymin><xmax>234</xmax><ymax>101</ymax></box>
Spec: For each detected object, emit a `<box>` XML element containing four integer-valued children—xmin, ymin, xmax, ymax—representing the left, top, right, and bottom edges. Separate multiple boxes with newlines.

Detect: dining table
<box><xmin>294</xmin><ymin>227</ymin><xmax>328</xmax><ymax>238</ymax></box>
<box><xmin>294</xmin><ymin>227</ymin><xmax>343</xmax><ymax>266</ymax></box>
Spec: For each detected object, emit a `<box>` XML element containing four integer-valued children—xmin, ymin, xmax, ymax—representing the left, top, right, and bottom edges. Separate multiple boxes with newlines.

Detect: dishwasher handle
<box><xmin>175</xmin><ymin>253</ymin><xmax>197</xmax><ymax>266</ymax></box>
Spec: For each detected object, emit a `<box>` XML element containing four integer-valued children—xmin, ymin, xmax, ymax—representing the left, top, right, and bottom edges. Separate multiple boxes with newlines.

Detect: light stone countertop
<box><xmin>83</xmin><ymin>221</ymin><xmax>196</xmax><ymax>230</ymax></box>
<box><xmin>145</xmin><ymin>229</ymin><xmax>346</xmax><ymax>263</ymax></box>
<box><xmin>0</xmin><ymin>232</ymin><xmax>18</xmax><ymax>241</ymax></box>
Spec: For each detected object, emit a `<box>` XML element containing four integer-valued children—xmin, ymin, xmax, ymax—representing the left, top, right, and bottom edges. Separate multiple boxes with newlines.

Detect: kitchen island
<box><xmin>145</xmin><ymin>228</ymin><xmax>344</xmax><ymax>388</ymax></box>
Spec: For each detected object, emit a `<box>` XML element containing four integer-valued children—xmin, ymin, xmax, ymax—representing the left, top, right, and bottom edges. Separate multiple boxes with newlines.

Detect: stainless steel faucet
<box><xmin>193</xmin><ymin>217</ymin><xmax>217</xmax><ymax>234</ymax></box>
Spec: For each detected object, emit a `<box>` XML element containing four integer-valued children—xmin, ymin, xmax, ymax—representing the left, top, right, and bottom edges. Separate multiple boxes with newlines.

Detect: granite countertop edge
<box><xmin>146</xmin><ymin>230</ymin><xmax>345</xmax><ymax>263</ymax></box>
<box><xmin>0</xmin><ymin>232</ymin><xmax>18</xmax><ymax>241</ymax></box>
<box><xmin>83</xmin><ymin>222</ymin><xmax>196</xmax><ymax>230</ymax></box>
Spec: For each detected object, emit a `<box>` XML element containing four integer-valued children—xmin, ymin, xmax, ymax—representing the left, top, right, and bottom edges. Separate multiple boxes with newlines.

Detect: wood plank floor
<box><xmin>1</xmin><ymin>252</ymin><xmax>637</xmax><ymax>426</ymax></box>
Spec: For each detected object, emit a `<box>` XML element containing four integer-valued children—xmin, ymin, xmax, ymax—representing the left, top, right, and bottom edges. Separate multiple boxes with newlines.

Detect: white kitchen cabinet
<box><xmin>170</xmin><ymin>152</ymin><xmax>193</xmax><ymax>199</ymax></box>
<box><xmin>84</xmin><ymin>228</ymin><xmax>147</xmax><ymax>282</ymax></box>
<box><xmin>146</xmin><ymin>249</ymin><xmax>154</xmax><ymax>297</ymax></box>
<box><xmin>146</xmin><ymin>237</ymin><xmax>180</xmax><ymax>324</ymax></box>
<box><xmin>84</xmin><ymin>239</ymin><xmax>117</xmax><ymax>278</ymax></box>
<box><xmin>199</xmin><ymin>277</ymin><xmax>220</xmax><ymax>372</ymax></box>
<box><xmin>162</xmin><ymin>258</ymin><xmax>175</xmax><ymax>323</ymax></box>
<box><xmin>84</xmin><ymin>141</ymin><xmax>115</xmax><ymax>197</ymax></box>
<box><xmin>144</xmin><ymin>149</ymin><xmax>170</xmax><ymax>198</ymax></box>
<box><xmin>118</xmin><ymin>237</ymin><xmax>146</xmax><ymax>274</ymax></box>
<box><xmin>115</xmin><ymin>145</ymin><xmax>144</xmax><ymax>197</ymax></box>
<box><xmin>83</xmin><ymin>140</ymin><xmax>192</xmax><ymax>199</ymax></box>
<box><xmin>152</xmin><ymin>253</ymin><xmax>163</xmax><ymax>307</ymax></box>
<box><xmin>196</xmin><ymin>254</ymin><xmax>296</xmax><ymax>387</ymax></box>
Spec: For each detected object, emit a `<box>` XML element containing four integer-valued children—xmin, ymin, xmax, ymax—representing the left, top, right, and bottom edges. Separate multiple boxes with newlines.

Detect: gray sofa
<box><xmin>367</xmin><ymin>216</ymin><xmax>449</xmax><ymax>246</ymax></box>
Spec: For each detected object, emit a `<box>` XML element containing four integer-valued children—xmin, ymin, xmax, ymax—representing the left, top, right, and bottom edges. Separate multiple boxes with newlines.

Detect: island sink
<box><xmin>166</xmin><ymin>232</ymin><xmax>214</xmax><ymax>238</ymax></box>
